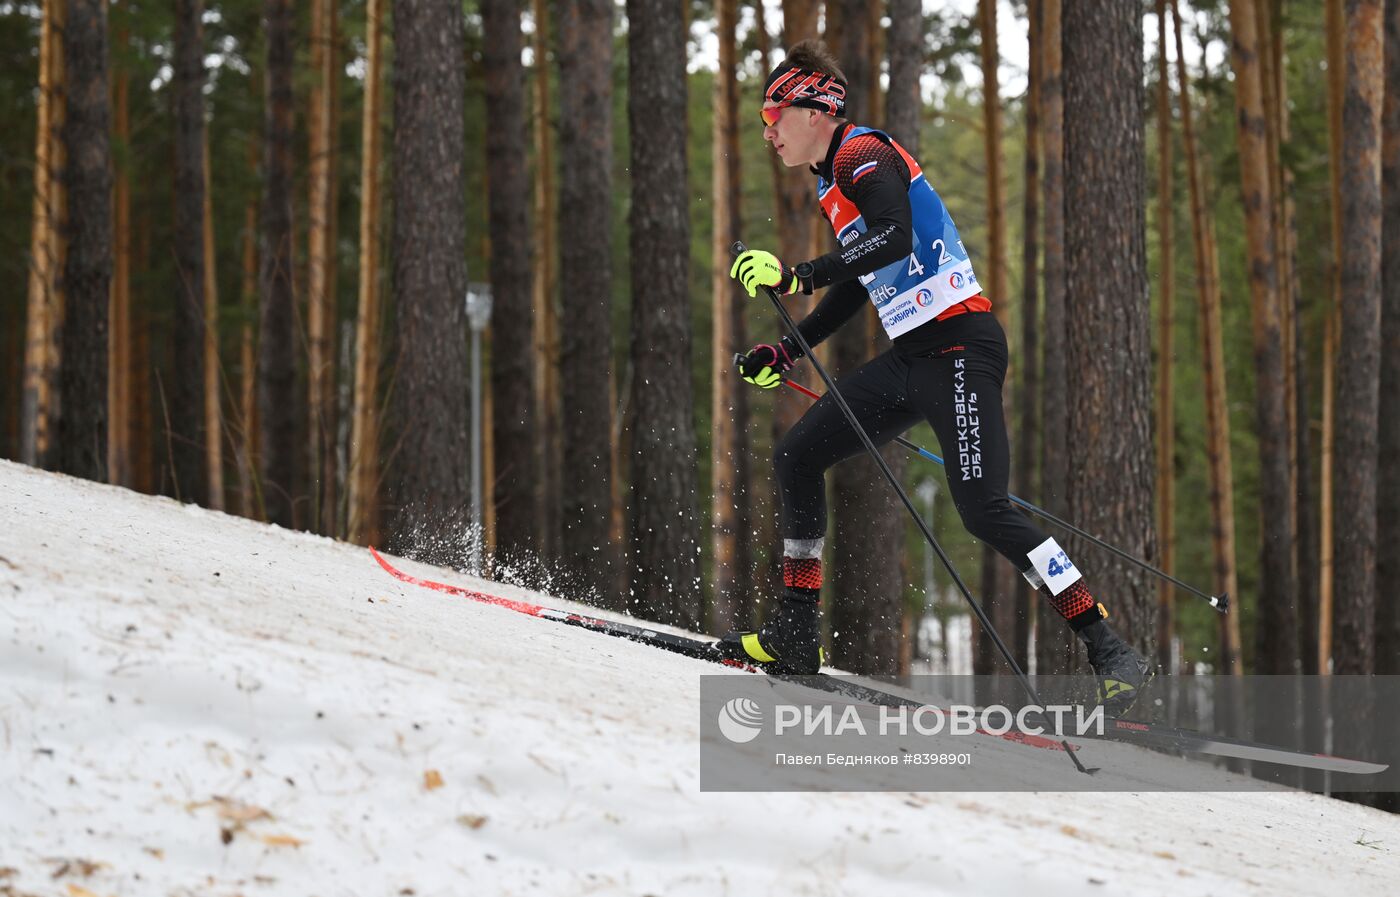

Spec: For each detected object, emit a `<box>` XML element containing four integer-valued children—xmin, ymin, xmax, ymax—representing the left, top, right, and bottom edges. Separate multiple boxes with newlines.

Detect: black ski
<box><xmin>1092</xmin><ymin>718</ymin><xmax>1387</xmax><ymax>775</ymax></box>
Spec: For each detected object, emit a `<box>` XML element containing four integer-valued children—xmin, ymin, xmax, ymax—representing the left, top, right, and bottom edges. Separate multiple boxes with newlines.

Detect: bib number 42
<box><xmin>1046</xmin><ymin>551</ymin><xmax>1075</xmax><ymax>579</ymax></box>
<box><xmin>1028</xmin><ymin>537</ymin><xmax>1082</xmax><ymax>595</ymax></box>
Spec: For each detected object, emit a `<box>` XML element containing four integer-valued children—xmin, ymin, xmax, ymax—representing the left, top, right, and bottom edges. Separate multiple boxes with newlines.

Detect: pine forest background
<box><xmin>2</xmin><ymin>0</ymin><xmax>1398</xmax><ymax>728</ymax></box>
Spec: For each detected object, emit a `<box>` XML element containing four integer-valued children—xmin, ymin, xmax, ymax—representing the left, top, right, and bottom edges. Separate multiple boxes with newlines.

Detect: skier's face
<box><xmin>762</xmin><ymin>101</ymin><xmax>822</xmax><ymax>168</ymax></box>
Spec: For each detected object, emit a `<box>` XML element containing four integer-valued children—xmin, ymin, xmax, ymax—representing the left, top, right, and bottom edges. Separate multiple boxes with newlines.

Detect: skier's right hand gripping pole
<box><xmin>735</xmin><ymin>340</ymin><xmax>798</xmax><ymax>389</ymax></box>
<box><xmin>730</xmin><ymin>240</ymin><xmax>1098</xmax><ymax>776</ymax></box>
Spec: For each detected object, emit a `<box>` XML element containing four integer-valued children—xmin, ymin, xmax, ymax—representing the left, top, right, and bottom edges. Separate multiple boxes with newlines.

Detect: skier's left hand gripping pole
<box><xmin>732</xmin><ymin>241</ymin><xmax>1096</xmax><ymax>775</ymax></box>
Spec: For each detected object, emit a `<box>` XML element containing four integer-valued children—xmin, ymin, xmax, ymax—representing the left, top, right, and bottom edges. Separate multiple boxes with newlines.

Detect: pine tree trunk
<box><xmin>710</xmin><ymin>0</ymin><xmax>752</xmax><ymax>633</ymax></box>
<box><xmin>1255</xmin><ymin>0</ymin><xmax>1301</xmax><ymax>678</ymax></box>
<box><xmin>752</xmin><ymin>0</ymin><xmax>802</xmax><ymax>605</ymax></box>
<box><xmin>237</xmin><ymin>195</ymin><xmax>260</xmax><ymax>520</ymax></box>
<box><xmin>978</xmin><ymin>0</ymin><xmax>1009</xmax><ymax>332</ymax></box>
<box><xmin>1295</xmin><ymin>261</ymin><xmax>1321</xmax><ymax>671</ymax></box>
<box><xmin>258</xmin><ymin>0</ymin><xmax>297</xmax><ymax>527</ymax></box>
<box><xmin>1036</xmin><ymin>0</ymin><xmax>1075</xmax><ymax>675</ymax></box>
<box><xmin>1370</xmin><ymin>0</ymin><xmax>1399</xmax><ymax>811</ymax></box>
<box><xmin>1319</xmin><ymin>0</ymin><xmax>1345</xmax><ymax>673</ymax></box>
<box><xmin>4</xmin><ymin>300</ymin><xmax>22</xmax><ymax>459</ymax></box>
<box><xmin>530</xmin><ymin>0</ymin><xmax>562</xmax><ymax>567</ymax></box>
<box><xmin>348</xmin><ymin>0</ymin><xmax>385</xmax><ymax>545</ymax></box>
<box><xmin>1333</xmin><ymin>0</ymin><xmax>1385</xmax><ymax>678</ymax></box>
<box><xmin>202</xmin><ymin>140</ymin><xmax>224</xmax><ymax>511</ymax></box>
<box><xmin>609</xmin><ymin>371</ymin><xmax>626</xmax><ymax>569</ymax></box>
<box><xmin>325</xmin><ymin>59</ymin><xmax>341</xmax><ymax>527</ymax></box>
<box><xmin>885</xmin><ymin>0</ymin><xmax>922</xmax><ymax>151</ymax></box>
<box><xmin>170</xmin><ymin>0</ymin><xmax>207</xmax><ymax>504</ymax></box>
<box><xmin>1255</xmin><ymin>5</ymin><xmax>1302</xmax><ymax>780</ymax></box>
<box><xmin>1255</xmin><ymin>8</ymin><xmax>1293</xmax><ymax>555</ymax></box>
<box><xmin>131</xmin><ymin>309</ymin><xmax>153</xmax><ymax>493</ymax></box>
<box><xmin>868</xmin><ymin>0</ymin><xmax>912</xmax><ymax>671</ymax></box>
<box><xmin>2</xmin><ymin>280</ymin><xmax>14</xmax><ymax>452</ymax></box>
<box><xmin>828</xmin><ymin>307</ymin><xmax>906</xmax><ymax>678</ymax></box>
<box><xmin>1063</xmin><ymin>0</ymin><xmax>1155</xmax><ymax>654</ymax></box>
<box><xmin>781</xmin><ymin>0</ymin><xmax>819</xmax><ymax>47</ymax></box>
<box><xmin>1227</xmin><ymin>0</ymin><xmax>1295</xmax><ymax>675</ymax></box>
<box><xmin>308</xmin><ymin>0</ymin><xmax>340</xmax><ymax>534</ymax></box>
<box><xmin>1012</xmin><ymin>0</ymin><xmax>1042</xmax><ymax>673</ymax></box>
<box><xmin>109</xmin><ymin>23</ymin><xmax>131</xmax><ymax>487</ymax></box>
<box><xmin>770</xmin><ymin>0</ymin><xmax>820</xmax><ymax>443</ymax></box>
<box><xmin>483</xmin><ymin>372</ymin><xmax>497</xmax><ymax>555</ymax></box>
<box><xmin>883</xmin><ymin>0</ymin><xmax>923</xmax><ymax>677</ymax></box>
<box><xmin>1268</xmin><ymin>6</ymin><xmax>1303</xmax><ymax>649</ymax></box>
<box><xmin>1294</xmin><ymin>1</ymin><xmax>1322</xmax><ymax>677</ymax></box>
<box><xmin>23</xmin><ymin>0</ymin><xmax>65</xmax><ymax>470</ymax></box>
<box><xmin>1274</xmin><ymin>0</ymin><xmax>1320</xmax><ymax>679</ymax></box>
<box><xmin>386</xmin><ymin>0</ymin><xmax>471</xmax><ymax>565</ymax></box>
<box><xmin>826</xmin><ymin>1</ymin><xmax>871</xmax><ymax>653</ymax></box>
<box><xmin>1172</xmin><ymin>0</ymin><xmax>1241</xmax><ymax>674</ymax></box>
<box><xmin>862</xmin><ymin>3</ymin><xmax>880</xmax><ymax>119</ymax></box>
<box><xmin>1376</xmin><ymin>0</ymin><xmax>1400</xmax><ymax>681</ymax></box>
<box><xmin>555</xmin><ymin>0</ymin><xmax>616</xmax><ymax>601</ymax></box>
<box><xmin>625</xmin><ymin>0</ymin><xmax>701</xmax><ymax>627</ymax></box>
<box><xmin>824</xmin><ymin>0</ymin><xmax>906</xmax><ymax>678</ymax></box>
<box><xmin>1154</xmin><ymin>0</ymin><xmax>1176</xmax><ymax>675</ymax></box>
<box><xmin>1265</xmin><ymin>12</ymin><xmax>1303</xmax><ymax>631</ymax></box>
<box><xmin>56</xmin><ymin>0</ymin><xmax>111</xmax><ymax>482</ymax></box>
<box><xmin>481</xmin><ymin>0</ymin><xmax>537</xmax><ymax>568</ymax></box>
<box><xmin>132</xmin><ymin>214</ymin><xmax>153</xmax><ymax>494</ymax></box>
<box><xmin>975</xmin><ymin>0</ymin><xmax>1019</xmax><ymax>673</ymax></box>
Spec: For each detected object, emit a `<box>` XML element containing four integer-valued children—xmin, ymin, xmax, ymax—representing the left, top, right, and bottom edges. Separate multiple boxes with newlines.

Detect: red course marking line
<box><xmin>371</xmin><ymin>545</ymin><xmax>721</xmax><ymax>646</ymax></box>
<box><xmin>370</xmin><ymin>545</ymin><xmax>550</xmax><ymax>618</ymax></box>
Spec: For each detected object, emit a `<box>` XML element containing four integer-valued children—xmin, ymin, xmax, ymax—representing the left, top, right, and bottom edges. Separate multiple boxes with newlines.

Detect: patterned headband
<box><xmin>763</xmin><ymin>65</ymin><xmax>848</xmax><ymax>118</ymax></box>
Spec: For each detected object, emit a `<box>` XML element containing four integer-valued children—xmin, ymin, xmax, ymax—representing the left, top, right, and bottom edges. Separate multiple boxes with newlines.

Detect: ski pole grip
<box><xmin>730</xmin><ymin>240</ymin><xmax>781</xmax><ymax>300</ymax></box>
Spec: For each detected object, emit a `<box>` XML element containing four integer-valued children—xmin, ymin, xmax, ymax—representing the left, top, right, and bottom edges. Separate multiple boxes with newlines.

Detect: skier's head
<box><xmin>761</xmin><ymin>39</ymin><xmax>848</xmax><ymax>168</ymax></box>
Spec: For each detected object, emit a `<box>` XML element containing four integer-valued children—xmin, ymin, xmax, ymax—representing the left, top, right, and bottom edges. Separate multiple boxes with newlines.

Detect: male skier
<box><xmin>716</xmin><ymin>39</ymin><xmax>1151</xmax><ymax>715</ymax></box>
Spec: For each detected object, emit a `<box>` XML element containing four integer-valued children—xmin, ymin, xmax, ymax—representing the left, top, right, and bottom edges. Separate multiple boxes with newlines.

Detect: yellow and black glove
<box><xmin>738</xmin><ymin>338</ymin><xmax>800</xmax><ymax>389</ymax></box>
<box><xmin>729</xmin><ymin>249</ymin><xmax>800</xmax><ymax>298</ymax></box>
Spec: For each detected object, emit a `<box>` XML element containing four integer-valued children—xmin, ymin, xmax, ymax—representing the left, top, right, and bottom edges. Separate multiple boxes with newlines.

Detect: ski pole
<box><xmin>732</xmin><ymin>241</ymin><xmax>1096</xmax><ymax>775</ymax></box>
<box><xmin>751</xmin><ymin>363</ymin><xmax>1229</xmax><ymax>615</ymax></box>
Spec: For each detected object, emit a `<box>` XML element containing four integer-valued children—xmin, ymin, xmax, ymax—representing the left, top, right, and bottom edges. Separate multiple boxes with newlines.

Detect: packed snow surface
<box><xmin>1</xmin><ymin>459</ymin><xmax>1396</xmax><ymax>896</ymax></box>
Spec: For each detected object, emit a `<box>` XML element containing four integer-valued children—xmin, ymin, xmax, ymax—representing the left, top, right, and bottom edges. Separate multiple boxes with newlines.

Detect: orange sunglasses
<box><xmin>760</xmin><ymin>102</ymin><xmax>793</xmax><ymax>127</ymax></box>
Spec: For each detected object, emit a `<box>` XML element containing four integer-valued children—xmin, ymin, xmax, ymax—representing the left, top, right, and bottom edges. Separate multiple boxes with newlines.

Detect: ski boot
<box><xmin>714</xmin><ymin>590</ymin><xmax>824</xmax><ymax>675</ymax></box>
<box><xmin>1077</xmin><ymin>617</ymin><xmax>1154</xmax><ymax>718</ymax></box>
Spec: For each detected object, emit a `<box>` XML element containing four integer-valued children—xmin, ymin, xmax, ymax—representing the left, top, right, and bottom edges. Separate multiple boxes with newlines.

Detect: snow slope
<box><xmin>1</xmin><ymin>458</ymin><xmax>1396</xmax><ymax>896</ymax></box>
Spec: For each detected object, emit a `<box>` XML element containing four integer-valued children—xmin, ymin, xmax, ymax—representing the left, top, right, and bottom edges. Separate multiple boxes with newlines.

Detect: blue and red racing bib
<box><xmin>817</xmin><ymin>126</ymin><xmax>985</xmax><ymax>339</ymax></box>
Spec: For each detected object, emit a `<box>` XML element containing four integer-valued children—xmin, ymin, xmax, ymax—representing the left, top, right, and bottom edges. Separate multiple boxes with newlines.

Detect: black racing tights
<box><xmin>776</xmin><ymin>312</ymin><xmax>1048</xmax><ymax>578</ymax></box>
